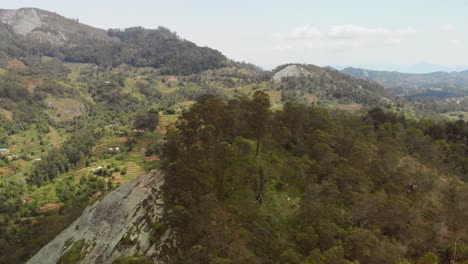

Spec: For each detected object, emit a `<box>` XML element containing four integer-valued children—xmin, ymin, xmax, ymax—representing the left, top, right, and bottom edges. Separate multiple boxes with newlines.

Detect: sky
<box><xmin>1</xmin><ymin>0</ymin><xmax>468</xmax><ymax>72</ymax></box>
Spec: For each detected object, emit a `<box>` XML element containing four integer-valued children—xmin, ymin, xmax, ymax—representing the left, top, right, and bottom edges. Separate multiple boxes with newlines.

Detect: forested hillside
<box><xmin>274</xmin><ymin>64</ymin><xmax>391</xmax><ymax>106</ymax></box>
<box><xmin>161</xmin><ymin>93</ymin><xmax>468</xmax><ymax>263</ymax></box>
<box><xmin>0</xmin><ymin>56</ymin><xmax>262</xmax><ymax>262</ymax></box>
<box><xmin>0</xmin><ymin>8</ymin><xmax>228</xmax><ymax>75</ymax></box>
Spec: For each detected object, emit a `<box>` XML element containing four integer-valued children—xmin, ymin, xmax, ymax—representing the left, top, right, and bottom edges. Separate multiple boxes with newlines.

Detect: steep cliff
<box><xmin>27</xmin><ymin>171</ymin><xmax>174</xmax><ymax>264</ymax></box>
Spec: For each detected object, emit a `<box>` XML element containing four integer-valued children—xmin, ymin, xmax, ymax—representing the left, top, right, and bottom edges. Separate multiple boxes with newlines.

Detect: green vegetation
<box><xmin>1</xmin><ymin>9</ymin><xmax>468</xmax><ymax>263</ymax></box>
<box><xmin>58</xmin><ymin>239</ymin><xmax>89</xmax><ymax>264</ymax></box>
<box><xmin>112</xmin><ymin>253</ymin><xmax>152</xmax><ymax>264</ymax></box>
<box><xmin>161</xmin><ymin>94</ymin><xmax>468</xmax><ymax>263</ymax></box>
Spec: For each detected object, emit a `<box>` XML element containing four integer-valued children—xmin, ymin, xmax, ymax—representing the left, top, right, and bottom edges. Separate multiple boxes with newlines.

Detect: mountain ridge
<box><xmin>342</xmin><ymin>66</ymin><xmax>468</xmax><ymax>90</ymax></box>
<box><xmin>0</xmin><ymin>7</ymin><xmax>115</xmax><ymax>46</ymax></box>
<box><xmin>0</xmin><ymin>7</ymin><xmax>228</xmax><ymax>75</ymax></box>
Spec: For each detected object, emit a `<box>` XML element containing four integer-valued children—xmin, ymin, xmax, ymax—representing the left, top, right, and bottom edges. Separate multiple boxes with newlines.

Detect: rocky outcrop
<box><xmin>27</xmin><ymin>171</ymin><xmax>174</xmax><ymax>264</ymax></box>
<box><xmin>0</xmin><ymin>8</ymin><xmax>115</xmax><ymax>46</ymax></box>
<box><xmin>272</xmin><ymin>64</ymin><xmax>311</xmax><ymax>82</ymax></box>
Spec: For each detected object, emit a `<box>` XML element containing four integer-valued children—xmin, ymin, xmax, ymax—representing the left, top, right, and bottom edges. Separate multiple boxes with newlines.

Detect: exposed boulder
<box><xmin>27</xmin><ymin>170</ymin><xmax>174</xmax><ymax>264</ymax></box>
<box><xmin>272</xmin><ymin>64</ymin><xmax>311</xmax><ymax>82</ymax></box>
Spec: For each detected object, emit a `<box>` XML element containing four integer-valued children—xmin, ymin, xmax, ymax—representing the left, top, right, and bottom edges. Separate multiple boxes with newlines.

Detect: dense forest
<box><xmin>161</xmin><ymin>93</ymin><xmax>468</xmax><ymax>264</ymax></box>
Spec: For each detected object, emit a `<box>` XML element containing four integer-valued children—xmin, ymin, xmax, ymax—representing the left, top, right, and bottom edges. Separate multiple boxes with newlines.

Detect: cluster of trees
<box><xmin>0</xmin><ymin>74</ymin><xmax>31</xmax><ymax>104</ymax></box>
<box><xmin>161</xmin><ymin>94</ymin><xmax>468</xmax><ymax>263</ymax></box>
<box><xmin>0</xmin><ymin>73</ymin><xmax>56</xmax><ymax>133</ymax></box>
<box><xmin>27</xmin><ymin>128</ymin><xmax>102</xmax><ymax>186</ymax></box>
<box><xmin>133</xmin><ymin>108</ymin><xmax>159</xmax><ymax>131</ymax></box>
<box><xmin>34</xmin><ymin>80</ymin><xmax>79</xmax><ymax>99</ymax></box>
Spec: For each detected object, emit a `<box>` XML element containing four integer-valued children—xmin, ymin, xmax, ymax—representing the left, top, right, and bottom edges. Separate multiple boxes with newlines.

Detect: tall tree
<box><xmin>134</xmin><ymin>108</ymin><xmax>160</xmax><ymax>131</ymax></box>
<box><xmin>249</xmin><ymin>91</ymin><xmax>271</xmax><ymax>156</ymax></box>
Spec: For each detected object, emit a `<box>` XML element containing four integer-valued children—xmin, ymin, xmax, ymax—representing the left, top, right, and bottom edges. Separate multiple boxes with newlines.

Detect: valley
<box><xmin>0</xmin><ymin>6</ymin><xmax>466</xmax><ymax>264</ymax></box>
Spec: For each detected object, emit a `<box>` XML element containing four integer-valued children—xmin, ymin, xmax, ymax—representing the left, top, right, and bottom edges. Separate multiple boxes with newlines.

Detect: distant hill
<box><xmin>342</xmin><ymin>67</ymin><xmax>468</xmax><ymax>90</ymax></box>
<box><xmin>272</xmin><ymin>64</ymin><xmax>391</xmax><ymax>106</ymax></box>
<box><xmin>402</xmin><ymin>62</ymin><xmax>468</xmax><ymax>74</ymax></box>
<box><xmin>0</xmin><ymin>8</ymin><xmax>228</xmax><ymax>75</ymax></box>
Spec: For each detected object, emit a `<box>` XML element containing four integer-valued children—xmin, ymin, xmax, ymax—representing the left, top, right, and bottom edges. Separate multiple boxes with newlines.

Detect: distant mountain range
<box><xmin>334</xmin><ymin>62</ymin><xmax>468</xmax><ymax>74</ymax></box>
<box><xmin>342</xmin><ymin>67</ymin><xmax>468</xmax><ymax>90</ymax></box>
<box><xmin>399</xmin><ymin>62</ymin><xmax>468</xmax><ymax>74</ymax></box>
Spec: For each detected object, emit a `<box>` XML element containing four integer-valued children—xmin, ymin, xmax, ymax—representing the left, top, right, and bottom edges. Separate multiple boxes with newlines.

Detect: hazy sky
<box><xmin>1</xmin><ymin>0</ymin><xmax>468</xmax><ymax>71</ymax></box>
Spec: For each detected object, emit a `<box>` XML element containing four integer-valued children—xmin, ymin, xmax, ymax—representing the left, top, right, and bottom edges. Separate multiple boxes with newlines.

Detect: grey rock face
<box><xmin>272</xmin><ymin>65</ymin><xmax>310</xmax><ymax>82</ymax></box>
<box><xmin>0</xmin><ymin>8</ymin><xmax>115</xmax><ymax>46</ymax></box>
<box><xmin>27</xmin><ymin>171</ymin><xmax>173</xmax><ymax>264</ymax></box>
<box><xmin>0</xmin><ymin>8</ymin><xmax>44</xmax><ymax>35</ymax></box>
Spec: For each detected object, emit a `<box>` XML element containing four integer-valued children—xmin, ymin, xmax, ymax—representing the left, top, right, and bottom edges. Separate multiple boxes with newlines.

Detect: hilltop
<box><xmin>272</xmin><ymin>64</ymin><xmax>392</xmax><ymax>107</ymax></box>
<box><xmin>0</xmin><ymin>8</ymin><xmax>114</xmax><ymax>46</ymax></box>
<box><xmin>0</xmin><ymin>8</ymin><xmax>227</xmax><ymax>75</ymax></box>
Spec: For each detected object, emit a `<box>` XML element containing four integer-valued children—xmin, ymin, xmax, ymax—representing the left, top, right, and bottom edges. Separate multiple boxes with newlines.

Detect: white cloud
<box><xmin>273</xmin><ymin>25</ymin><xmax>322</xmax><ymax>40</ymax></box>
<box><xmin>272</xmin><ymin>45</ymin><xmax>293</xmax><ymax>51</ymax></box>
<box><xmin>327</xmin><ymin>24</ymin><xmax>416</xmax><ymax>40</ymax></box>
<box><xmin>434</xmin><ymin>24</ymin><xmax>456</xmax><ymax>32</ymax></box>
<box><xmin>288</xmin><ymin>25</ymin><xmax>322</xmax><ymax>40</ymax></box>
<box><xmin>272</xmin><ymin>24</ymin><xmax>416</xmax><ymax>51</ymax></box>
